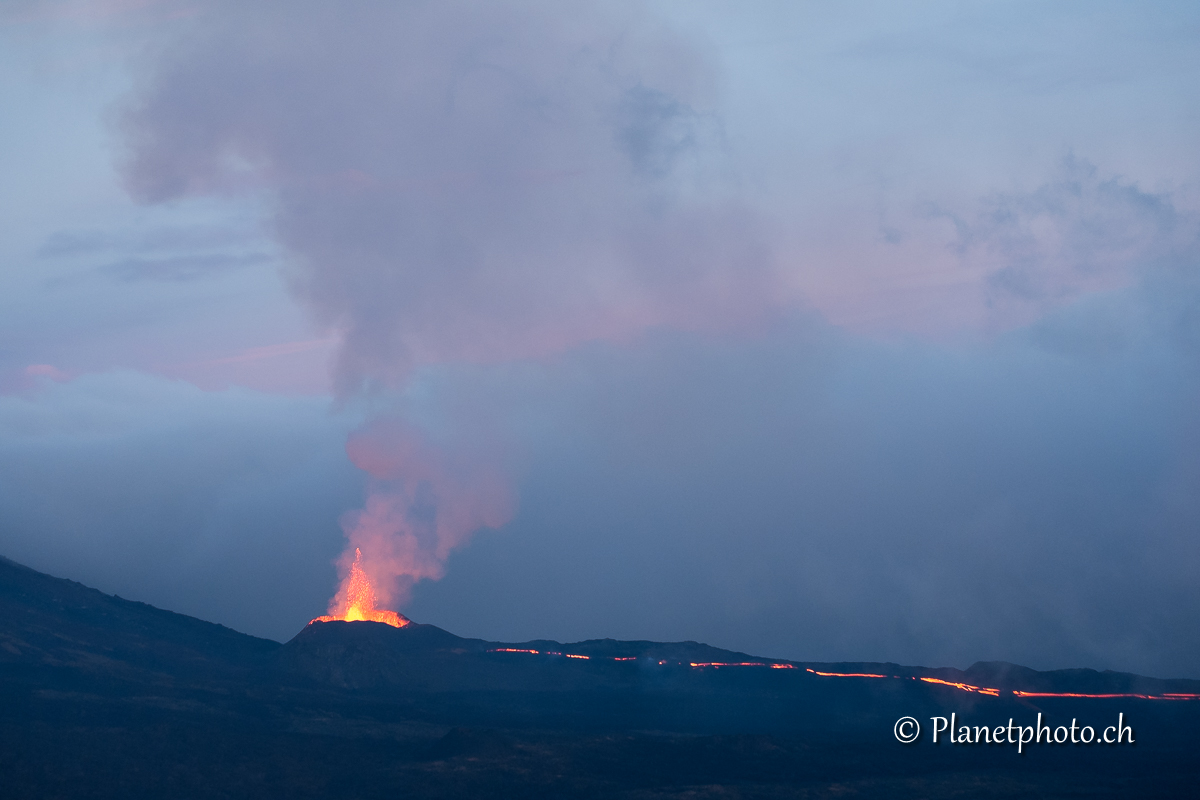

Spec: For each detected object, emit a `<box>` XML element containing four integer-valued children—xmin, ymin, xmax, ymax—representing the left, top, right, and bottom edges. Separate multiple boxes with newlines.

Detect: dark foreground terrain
<box><xmin>2</xmin><ymin>555</ymin><xmax>1198</xmax><ymax>799</ymax></box>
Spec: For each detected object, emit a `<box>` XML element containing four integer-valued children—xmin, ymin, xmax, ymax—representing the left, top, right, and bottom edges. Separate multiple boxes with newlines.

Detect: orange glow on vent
<box><xmin>310</xmin><ymin>548</ymin><xmax>410</xmax><ymax>628</ymax></box>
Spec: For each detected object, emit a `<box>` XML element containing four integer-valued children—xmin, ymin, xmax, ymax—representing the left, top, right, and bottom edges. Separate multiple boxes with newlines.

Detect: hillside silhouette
<box><xmin>2</xmin><ymin>555</ymin><xmax>1197</xmax><ymax>799</ymax></box>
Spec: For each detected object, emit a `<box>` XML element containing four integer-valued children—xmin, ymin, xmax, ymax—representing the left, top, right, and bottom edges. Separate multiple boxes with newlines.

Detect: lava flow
<box><xmin>311</xmin><ymin>548</ymin><xmax>411</xmax><ymax>628</ymax></box>
<box><xmin>804</xmin><ymin>668</ymin><xmax>1200</xmax><ymax>701</ymax></box>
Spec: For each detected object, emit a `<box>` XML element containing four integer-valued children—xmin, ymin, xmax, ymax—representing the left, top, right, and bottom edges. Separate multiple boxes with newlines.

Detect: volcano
<box><xmin>2</xmin><ymin>554</ymin><xmax>1198</xmax><ymax>799</ymax></box>
<box><xmin>310</xmin><ymin>548</ymin><xmax>411</xmax><ymax>628</ymax></box>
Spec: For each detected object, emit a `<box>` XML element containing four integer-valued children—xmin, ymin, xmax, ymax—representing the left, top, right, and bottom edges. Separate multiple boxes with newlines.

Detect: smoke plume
<box><xmin>120</xmin><ymin>0</ymin><xmax>776</xmax><ymax>607</ymax></box>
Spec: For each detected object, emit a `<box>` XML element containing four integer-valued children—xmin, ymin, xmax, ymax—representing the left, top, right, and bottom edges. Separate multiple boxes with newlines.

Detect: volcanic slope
<box><xmin>2</xmin><ymin>554</ymin><xmax>1199</xmax><ymax>799</ymax></box>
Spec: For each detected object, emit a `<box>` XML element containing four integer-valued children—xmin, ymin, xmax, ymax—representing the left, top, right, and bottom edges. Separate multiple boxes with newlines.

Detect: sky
<box><xmin>1</xmin><ymin>0</ymin><xmax>1198</xmax><ymax>678</ymax></box>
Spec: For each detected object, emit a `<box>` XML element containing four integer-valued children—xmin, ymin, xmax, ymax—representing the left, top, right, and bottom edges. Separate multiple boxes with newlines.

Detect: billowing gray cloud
<box><xmin>117</xmin><ymin>0</ymin><xmax>787</xmax><ymax>610</ymax></box>
<box><xmin>121</xmin><ymin>0</ymin><xmax>779</xmax><ymax>392</ymax></box>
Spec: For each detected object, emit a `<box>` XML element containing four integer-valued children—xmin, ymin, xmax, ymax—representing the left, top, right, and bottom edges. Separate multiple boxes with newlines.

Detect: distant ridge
<box><xmin>3</xmin><ymin>553</ymin><xmax>1199</xmax><ymax>800</ymax></box>
<box><xmin>3</xmin><ymin>553</ymin><xmax>1196</xmax><ymax>699</ymax></box>
<box><xmin>284</xmin><ymin>617</ymin><xmax>1200</xmax><ymax>699</ymax></box>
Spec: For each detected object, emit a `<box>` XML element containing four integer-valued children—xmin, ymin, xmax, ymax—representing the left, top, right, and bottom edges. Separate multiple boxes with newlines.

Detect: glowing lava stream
<box><xmin>477</xmin><ymin>655</ymin><xmax>1199</xmax><ymax>698</ymax></box>
<box><xmin>485</xmin><ymin>649</ymin><xmax>800</xmax><ymax>667</ymax></box>
<box><xmin>804</xmin><ymin>669</ymin><xmax>1200</xmax><ymax>701</ymax></box>
<box><xmin>919</xmin><ymin>677</ymin><xmax>1001</xmax><ymax>696</ymax></box>
<box><xmin>310</xmin><ymin>548</ymin><xmax>411</xmax><ymax>628</ymax></box>
<box><xmin>691</xmin><ymin>662</ymin><xmax>798</xmax><ymax>669</ymax></box>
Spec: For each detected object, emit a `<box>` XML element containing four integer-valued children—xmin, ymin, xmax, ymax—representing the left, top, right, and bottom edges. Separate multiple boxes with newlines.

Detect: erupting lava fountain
<box><xmin>310</xmin><ymin>548</ymin><xmax>410</xmax><ymax>628</ymax></box>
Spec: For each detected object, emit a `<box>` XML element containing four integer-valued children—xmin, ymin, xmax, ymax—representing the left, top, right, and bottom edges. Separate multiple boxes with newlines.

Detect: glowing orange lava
<box><xmin>804</xmin><ymin>669</ymin><xmax>1200</xmax><ymax>701</ymax></box>
<box><xmin>920</xmin><ymin>677</ymin><xmax>1001</xmax><ymax>696</ymax></box>
<box><xmin>1013</xmin><ymin>691</ymin><xmax>1200</xmax><ymax>700</ymax></box>
<box><xmin>806</xmin><ymin>669</ymin><xmax>889</xmax><ymax>678</ymax></box>
<box><xmin>310</xmin><ymin>548</ymin><xmax>410</xmax><ymax>628</ymax></box>
<box><xmin>691</xmin><ymin>661</ymin><xmax>772</xmax><ymax>668</ymax></box>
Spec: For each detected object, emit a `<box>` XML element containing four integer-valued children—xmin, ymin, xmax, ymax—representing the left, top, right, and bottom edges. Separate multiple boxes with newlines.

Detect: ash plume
<box><xmin>119</xmin><ymin>0</ymin><xmax>777</xmax><ymax>608</ymax></box>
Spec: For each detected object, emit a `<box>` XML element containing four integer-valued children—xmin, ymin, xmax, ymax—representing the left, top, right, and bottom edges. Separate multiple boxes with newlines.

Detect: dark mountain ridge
<box><xmin>0</xmin><ymin>554</ymin><xmax>277</xmax><ymax>677</ymax></box>
<box><xmin>7</xmin><ymin>554</ymin><xmax>1194</xmax><ymax>697</ymax></box>
<box><xmin>3</xmin><ymin>554</ymin><xmax>1198</xmax><ymax>799</ymax></box>
<box><xmin>282</xmin><ymin>616</ymin><xmax>1200</xmax><ymax>699</ymax></box>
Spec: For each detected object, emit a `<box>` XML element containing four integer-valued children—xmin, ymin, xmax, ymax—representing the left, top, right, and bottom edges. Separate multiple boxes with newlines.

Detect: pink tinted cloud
<box><xmin>0</xmin><ymin>364</ymin><xmax>74</xmax><ymax>396</ymax></box>
<box><xmin>25</xmin><ymin>364</ymin><xmax>71</xmax><ymax>381</ymax></box>
<box><xmin>339</xmin><ymin>420</ymin><xmax>515</xmax><ymax>608</ymax></box>
<box><xmin>198</xmin><ymin>337</ymin><xmax>336</xmax><ymax>366</ymax></box>
<box><xmin>162</xmin><ymin>338</ymin><xmax>338</xmax><ymax>395</ymax></box>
